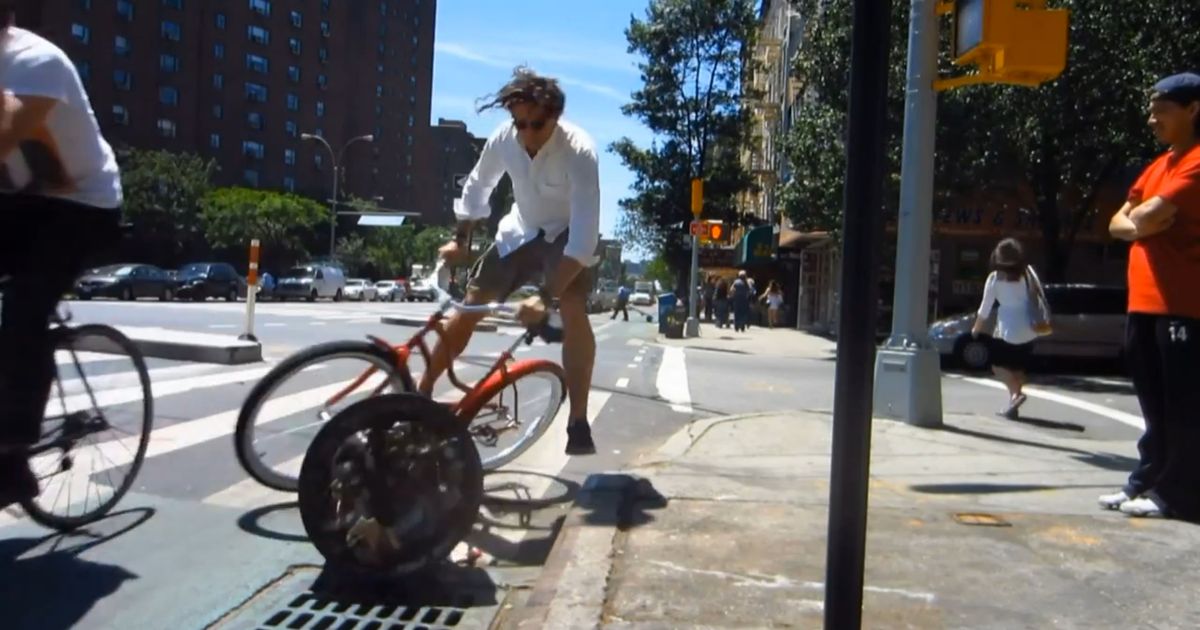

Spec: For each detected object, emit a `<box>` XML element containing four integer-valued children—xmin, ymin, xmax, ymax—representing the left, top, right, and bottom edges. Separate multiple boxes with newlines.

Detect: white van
<box><xmin>274</xmin><ymin>264</ymin><xmax>347</xmax><ymax>302</ymax></box>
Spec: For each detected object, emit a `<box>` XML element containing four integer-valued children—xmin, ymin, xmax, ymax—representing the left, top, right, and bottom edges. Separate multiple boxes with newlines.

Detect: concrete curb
<box><xmin>75</xmin><ymin>326</ymin><xmax>263</xmax><ymax>365</ymax></box>
<box><xmin>379</xmin><ymin>315</ymin><xmax>499</xmax><ymax>333</ymax></box>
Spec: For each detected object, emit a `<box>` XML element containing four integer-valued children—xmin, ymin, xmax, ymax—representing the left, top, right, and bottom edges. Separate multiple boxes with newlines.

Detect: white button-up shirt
<box><xmin>455</xmin><ymin>119</ymin><xmax>601</xmax><ymax>266</ymax></box>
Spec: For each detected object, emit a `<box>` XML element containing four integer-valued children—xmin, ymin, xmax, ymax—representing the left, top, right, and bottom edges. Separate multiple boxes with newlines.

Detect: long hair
<box><xmin>476</xmin><ymin>66</ymin><xmax>565</xmax><ymax>117</ymax></box>
<box><xmin>989</xmin><ymin>237</ymin><xmax>1027</xmax><ymax>281</ymax></box>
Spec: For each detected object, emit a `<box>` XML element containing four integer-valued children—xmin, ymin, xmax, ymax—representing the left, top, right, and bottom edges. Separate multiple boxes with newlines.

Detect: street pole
<box><xmin>329</xmin><ymin>164</ymin><xmax>339</xmax><ymax>258</ymax></box>
<box><xmin>871</xmin><ymin>0</ymin><xmax>944</xmax><ymax>429</ymax></box>
<box><xmin>823</xmin><ymin>0</ymin><xmax>891</xmax><ymax>627</ymax></box>
<box><xmin>685</xmin><ymin>178</ymin><xmax>703</xmax><ymax>338</ymax></box>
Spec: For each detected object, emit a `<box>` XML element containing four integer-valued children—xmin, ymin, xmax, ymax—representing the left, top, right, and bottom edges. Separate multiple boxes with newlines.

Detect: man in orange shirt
<box><xmin>1103</xmin><ymin>72</ymin><xmax>1200</xmax><ymax>520</ymax></box>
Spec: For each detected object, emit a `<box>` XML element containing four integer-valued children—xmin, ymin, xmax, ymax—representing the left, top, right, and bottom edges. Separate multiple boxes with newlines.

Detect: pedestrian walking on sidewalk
<box><xmin>1100</xmin><ymin>72</ymin><xmax>1200</xmax><ymax>521</ymax></box>
<box><xmin>702</xmin><ymin>275</ymin><xmax>716</xmax><ymax>322</ymax></box>
<box><xmin>714</xmin><ymin>277</ymin><xmax>730</xmax><ymax>328</ymax></box>
<box><xmin>731</xmin><ymin>271</ymin><xmax>752</xmax><ymax>332</ymax></box>
<box><xmin>760</xmin><ymin>280</ymin><xmax>785</xmax><ymax>328</ymax></box>
<box><xmin>971</xmin><ymin>238</ymin><xmax>1047</xmax><ymax>420</ymax></box>
<box><xmin>612</xmin><ymin>284</ymin><xmax>630</xmax><ymax>321</ymax></box>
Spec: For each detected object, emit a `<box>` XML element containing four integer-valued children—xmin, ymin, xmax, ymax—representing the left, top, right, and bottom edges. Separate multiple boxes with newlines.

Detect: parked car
<box><xmin>929</xmin><ymin>283</ymin><xmax>1128</xmax><ymax>370</ymax></box>
<box><xmin>75</xmin><ymin>264</ymin><xmax>176</xmax><ymax>301</ymax></box>
<box><xmin>274</xmin><ymin>264</ymin><xmax>347</xmax><ymax>302</ymax></box>
<box><xmin>374</xmin><ymin>280</ymin><xmax>403</xmax><ymax>302</ymax></box>
<box><xmin>406</xmin><ymin>275</ymin><xmax>439</xmax><ymax>302</ymax></box>
<box><xmin>343</xmin><ymin>278</ymin><xmax>377</xmax><ymax>302</ymax></box>
<box><xmin>173</xmin><ymin>262</ymin><xmax>245</xmax><ymax>302</ymax></box>
<box><xmin>588</xmin><ymin>279</ymin><xmax>619</xmax><ymax>313</ymax></box>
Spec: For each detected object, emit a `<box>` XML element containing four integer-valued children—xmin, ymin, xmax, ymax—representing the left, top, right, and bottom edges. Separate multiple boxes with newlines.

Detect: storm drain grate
<box><xmin>257</xmin><ymin>592</ymin><xmax>474</xmax><ymax>630</ymax></box>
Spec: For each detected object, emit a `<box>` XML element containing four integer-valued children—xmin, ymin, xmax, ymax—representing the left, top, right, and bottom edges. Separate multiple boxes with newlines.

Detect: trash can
<box><xmin>656</xmin><ymin>293</ymin><xmax>677</xmax><ymax>334</ymax></box>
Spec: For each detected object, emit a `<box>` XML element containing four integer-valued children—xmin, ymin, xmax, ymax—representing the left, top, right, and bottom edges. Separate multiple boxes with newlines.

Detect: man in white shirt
<box><xmin>0</xmin><ymin>4</ymin><xmax>124</xmax><ymax>506</ymax></box>
<box><xmin>420</xmin><ymin>67</ymin><xmax>601</xmax><ymax>455</ymax></box>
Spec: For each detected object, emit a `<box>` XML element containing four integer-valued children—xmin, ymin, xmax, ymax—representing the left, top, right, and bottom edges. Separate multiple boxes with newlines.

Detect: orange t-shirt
<box><xmin>1126</xmin><ymin>144</ymin><xmax>1200</xmax><ymax>318</ymax></box>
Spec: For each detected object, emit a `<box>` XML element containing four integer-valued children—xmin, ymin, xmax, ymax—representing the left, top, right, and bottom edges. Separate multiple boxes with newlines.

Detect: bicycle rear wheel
<box><xmin>20</xmin><ymin>324</ymin><xmax>153</xmax><ymax>531</ymax></box>
<box><xmin>462</xmin><ymin>360</ymin><xmax>566</xmax><ymax>471</ymax></box>
<box><xmin>235</xmin><ymin>341</ymin><xmax>412</xmax><ymax>492</ymax></box>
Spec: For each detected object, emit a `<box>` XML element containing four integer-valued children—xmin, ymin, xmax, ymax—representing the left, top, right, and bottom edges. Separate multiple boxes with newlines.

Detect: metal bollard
<box><xmin>240</xmin><ymin>239</ymin><xmax>260</xmax><ymax>342</ymax></box>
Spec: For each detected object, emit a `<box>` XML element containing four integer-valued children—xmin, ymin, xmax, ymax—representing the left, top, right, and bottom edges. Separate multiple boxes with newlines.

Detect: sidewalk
<box><xmin>655</xmin><ymin>323</ymin><xmax>836</xmax><ymax>359</ymax></box>
<box><xmin>502</xmin><ymin>410</ymin><xmax>1200</xmax><ymax>629</ymax></box>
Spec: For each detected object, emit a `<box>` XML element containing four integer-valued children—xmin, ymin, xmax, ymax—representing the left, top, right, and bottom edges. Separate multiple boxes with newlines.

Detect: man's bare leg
<box><xmin>418</xmin><ymin>291</ymin><xmax>490</xmax><ymax>396</ymax></box>
<box><xmin>558</xmin><ymin>292</ymin><xmax>596</xmax><ymax>421</ymax></box>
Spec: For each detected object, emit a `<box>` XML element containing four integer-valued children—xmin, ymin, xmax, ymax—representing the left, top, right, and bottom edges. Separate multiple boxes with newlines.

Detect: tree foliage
<box><xmin>780</xmin><ymin>0</ymin><xmax>1200</xmax><ymax>279</ymax></box>
<box><xmin>200</xmin><ymin>187</ymin><xmax>327</xmax><ymax>269</ymax></box>
<box><xmin>118</xmin><ymin>148</ymin><xmax>216</xmax><ymax>265</ymax></box>
<box><xmin>612</xmin><ymin>0</ymin><xmax>760</xmax><ymax>281</ymax></box>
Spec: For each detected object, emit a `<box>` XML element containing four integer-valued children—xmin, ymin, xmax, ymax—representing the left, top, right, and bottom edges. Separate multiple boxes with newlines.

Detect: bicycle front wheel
<box><xmin>20</xmin><ymin>324</ymin><xmax>153</xmax><ymax>531</ymax></box>
<box><xmin>460</xmin><ymin>360</ymin><xmax>566</xmax><ymax>471</ymax></box>
<box><xmin>235</xmin><ymin>341</ymin><xmax>412</xmax><ymax>492</ymax></box>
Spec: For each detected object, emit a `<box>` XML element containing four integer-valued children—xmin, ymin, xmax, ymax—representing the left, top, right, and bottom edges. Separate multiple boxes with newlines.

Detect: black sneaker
<box><xmin>0</xmin><ymin>453</ymin><xmax>38</xmax><ymax>509</ymax></box>
<box><xmin>565</xmin><ymin>420</ymin><xmax>596</xmax><ymax>455</ymax></box>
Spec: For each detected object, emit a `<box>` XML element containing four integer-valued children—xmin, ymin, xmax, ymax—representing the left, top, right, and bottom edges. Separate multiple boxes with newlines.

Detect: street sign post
<box><xmin>686</xmin><ymin>179</ymin><xmax>703</xmax><ymax>338</ymax></box>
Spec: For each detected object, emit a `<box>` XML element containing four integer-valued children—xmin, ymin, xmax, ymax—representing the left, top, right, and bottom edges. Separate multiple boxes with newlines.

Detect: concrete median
<box><xmin>74</xmin><ymin>325</ymin><xmax>263</xmax><ymax>364</ymax></box>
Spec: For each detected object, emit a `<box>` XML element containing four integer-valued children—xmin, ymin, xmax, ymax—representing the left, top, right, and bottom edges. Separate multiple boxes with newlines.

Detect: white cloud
<box><xmin>435</xmin><ymin>42</ymin><xmax>628</xmax><ymax>103</ymax></box>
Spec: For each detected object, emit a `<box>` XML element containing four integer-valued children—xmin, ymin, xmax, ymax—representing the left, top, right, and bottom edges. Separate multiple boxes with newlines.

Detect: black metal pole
<box><xmin>823</xmin><ymin>0</ymin><xmax>893</xmax><ymax>629</ymax></box>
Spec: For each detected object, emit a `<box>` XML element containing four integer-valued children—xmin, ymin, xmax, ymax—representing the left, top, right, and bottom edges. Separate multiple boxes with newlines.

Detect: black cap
<box><xmin>1152</xmin><ymin>73</ymin><xmax>1200</xmax><ymax>105</ymax></box>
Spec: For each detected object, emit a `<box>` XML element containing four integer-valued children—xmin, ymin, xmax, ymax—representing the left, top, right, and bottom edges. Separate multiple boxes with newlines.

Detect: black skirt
<box><xmin>989</xmin><ymin>338</ymin><xmax>1034</xmax><ymax>370</ymax></box>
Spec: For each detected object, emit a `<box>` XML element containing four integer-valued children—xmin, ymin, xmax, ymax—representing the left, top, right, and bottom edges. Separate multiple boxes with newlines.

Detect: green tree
<box><xmin>643</xmin><ymin>253</ymin><xmax>674</xmax><ymax>289</ymax></box>
<box><xmin>335</xmin><ymin>234</ymin><xmax>373</xmax><ymax>277</ymax></box>
<box><xmin>200</xmin><ymin>187</ymin><xmax>327</xmax><ymax>270</ymax></box>
<box><xmin>612</xmin><ymin>0</ymin><xmax>760</xmax><ymax>287</ymax></box>
<box><xmin>118</xmin><ymin>148</ymin><xmax>216</xmax><ymax>265</ymax></box>
<box><xmin>366</xmin><ymin>226</ymin><xmax>417</xmax><ymax>278</ymax></box>
<box><xmin>413</xmin><ymin>226</ymin><xmax>454</xmax><ymax>266</ymax></box>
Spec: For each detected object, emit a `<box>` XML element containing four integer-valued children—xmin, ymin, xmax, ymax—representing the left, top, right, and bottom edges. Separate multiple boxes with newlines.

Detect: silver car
<box><xmin>929</xmin><ymin>284</ymin><xmax>1127</xmax><ymax>370</ymax></box>
<box><xmin>343</xmin><ymin>278</ymin><xmax>377</xmax><ymax>301</ymax></box>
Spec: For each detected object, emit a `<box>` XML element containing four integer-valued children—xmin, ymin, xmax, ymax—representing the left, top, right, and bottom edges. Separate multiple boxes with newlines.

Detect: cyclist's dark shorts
<box><xmin>467</xmin><ymin>230</ymin><xmax>593</xmax><ymax>302</ymax></box>
<box><xmin>0</xmin><ymin>194</ymin><xmax>123</xmax><ymax>279</ymax></box>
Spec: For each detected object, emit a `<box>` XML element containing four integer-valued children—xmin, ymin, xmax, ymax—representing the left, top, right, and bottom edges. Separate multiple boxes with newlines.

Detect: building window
<box><xmin>284</xmin><ymin>177</ymin><xmax>296</xmax><ymax>192</ymax></box>
<box><xmin>162</xmin><ymin>0</ymin><xmax>183</xmax><ymax>9</ymax></box>
<box><xmin>212</xmin><ymin>104</ymin><xmax>223</xmax><ymax>119</ymax></box>
<box><xmin>290</xmin><ymin>10</ymin><xmax>302</xmax><ymax>27</ymax></box>
<box><xmin>71</xmin><ymin>24</ymin><xmax>90</xmax><ymax>44</ymax></box>
<box><xmin>286</xmin><ymin>93</ymin><xmax>299</xmax><ymax>111</ymax></box>
<box><xmin>117</xmin><ymin>0</ymin><xmax>134</xmax><ymax>21</ymax></box>
<box><xmin>76</xmin><ymin>61</ymin><xmax>90</xmax><ymax>82</ymax></box>
<box><xmin>114</xmin><ymin>35</ymin><xmax>131</xmax><ymax>56</ymax></box>
<box><xmin>321</xmin><ymin>0</ymin><xmax>330</xmax><ymax>13</ymax></box>
<box><xmin>321</xmin><ymin>21</ymin><xmax>331</xmax><ymax>37</ymax></box>
<box><xmin>376</xmin><ymin>85</ymin><xmax>383</xmax><ymax>97</ymax></box>
<box><xmin>377</xmin><ymin>63</ymin><xmax>384</xmax><ymax>74</ymax></box>
<box><xmin>214</xmin><ymin>43</ymin><xmax>225</xmax><ymax>59</ymax></box>
<box><xmin>247</xmin><ymin>25</ymin><xmax>270</xmax><ymax>45</ymax></box>
<box><xmin>210</xmin><ymin>133</ymin><xmax>221</xmax><ymax>149</ymax></box>
<box><xmin>112</xmin><ymin>105</ymin><xmax>129</xmax><ymax>126</ymax></box>
<box><xmin>316</xmin><ymin>101</ymin><xmax>325</xmax><ymax>118</ymax></box>
<box><xmin>213</xmin><ymin>74</ymin><xmax>224</xmax><ymax>89</ymax></box>
<box><xmin>161</xmin><ymin>20</ymin><xmax>181</xmax><ymax>42</ymax></box>
<box><xmin>243</xmin><ymin>141</ymin><xmax>265</xmax><ymax>159</ymax></box>
<box><xmin>157</xmin><ymin>119</ymin><xmax>177</xmax><ymax>138</ymax></box>
<box><xmin>159</xmin><ymin>86</ymin><xmax>179</xmax><ymax>106</ymax></box>
<box><xmin>244</xmin><ymin>82</ymin><xmax>268</xmax><ymax>103</ymax></box>
<box><xmin>289</xmin><ymin>38</ymin><xmax>301</xmax><ymax>55</ymax></box>
<box><xmin>249</xmin><ymin>0</ymin><xmax>271</xmax><ymax>17</ymax></box>
<box><xmin>284</xmin><ymin>149</ymin><xmax>296</xmax><ymax>166</ymax></box>
<box><xmin>406</xmin><ymin>135</ymin><xmax>413</xmax><ymax>146</ymax></box>
<box><xmin>160</xmin><ymin>54</ymin><xmax>179</xmax><ymax>72</ymax></box>
<box><xmin>246</xmin><ymin>53</ymin><xmax>269</xmax><ymax>74</ymax></box>
<box><xmin>319</xmin><ymin>47</ymin><xmax>328</xmax><ymax>63</ymax></box>
<box><xmin>247</xmin><ymin>112</ymin><xmax>264</xmax><ymax>130</ymax></box>
<box><xmin>408</xmin><ymin>114</ymin><xmax>414</xmax><ymax>127</ymax></box>
<box><xmin>317</xmin><ymin>74</ymin><xmax>327</xmax><ymax>89</ymax></box>
<box><xmin>411</xmin><ymin>34</ymin><xmax>418</xmax><ymax>46</ymax></box>
<box><xmin>78</xmin><ymin>0</ymin><xmax>92</xmax><ymax>9</ymax></box>
<box><xmin>286</xmin><ymin>121</ymin><xmax>298</xmax><ymax>137</ymax></box>
<box><xmin>379</xmin><ymin>23</ymin><xmax>387</xmax><ymax>37</ymax></box>
<box><xmin>314</xmin><ymin>154</ymin><xmax>324</xmax><ymax>169</ymax></box>
<box><xmin>113</xmin><ymin>69</ymin><xmax>132</xmax><ymax>91</ymax></box>
<box><xmin>287</xmin><ymin>66</ymin><xmax>300</xmax><ymax>83</ymax></box>
<box><xmin>244</xmin><ymin>170</ymin><xmax>260</xmax><ymax>187</ymax></box>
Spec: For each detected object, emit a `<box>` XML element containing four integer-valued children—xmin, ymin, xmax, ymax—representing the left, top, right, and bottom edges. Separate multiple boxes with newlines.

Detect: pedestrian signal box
<box><xmin>698</xmin><ymin>221</ymin><xmax>728</xmax><ymax>246</ymax></box>
<box><xmin>937</xmin><ymin>0</ymin><xmax>1069</xmax><ymax>91</ymax></box>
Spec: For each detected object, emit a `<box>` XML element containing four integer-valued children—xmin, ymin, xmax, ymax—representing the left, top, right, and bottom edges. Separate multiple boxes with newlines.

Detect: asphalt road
<box><xmin>0</xmin><ymin>299</ymin><xmax>1147</xmax><ymax>629</ymax></box>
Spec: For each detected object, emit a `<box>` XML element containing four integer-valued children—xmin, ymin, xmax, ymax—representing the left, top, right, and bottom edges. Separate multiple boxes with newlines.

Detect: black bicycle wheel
<box><xmin>235</xmin><ymin>341</ymin><xmax>413</xmax><ymax>492</ymax></box>
<box><xmin>20</xmin><ymin>324</ymin><xmax>153</xmax><ymax>531</ymax></box>
<box><xmin>298</xmin><ymin>393</ymin><xmax>483</xmax><ymax>577</ymax></box>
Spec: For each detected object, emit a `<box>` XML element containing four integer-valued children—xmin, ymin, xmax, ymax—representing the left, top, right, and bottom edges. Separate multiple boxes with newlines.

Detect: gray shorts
<box><xmin>467</xmin><ymin>230</ymin><xmax>593</xmax><ymax>302</ymax></box>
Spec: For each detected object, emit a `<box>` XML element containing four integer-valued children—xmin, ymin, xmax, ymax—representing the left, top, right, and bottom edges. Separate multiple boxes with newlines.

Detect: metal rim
<box><xmin>471</xmin><ymin>366</ymin><xmax>564</xmax><ymax>471</ymax></box>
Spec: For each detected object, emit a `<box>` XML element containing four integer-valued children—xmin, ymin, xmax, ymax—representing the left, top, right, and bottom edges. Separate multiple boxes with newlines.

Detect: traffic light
<box><xmin>698</xmin><ymin>220</ymin><xmax>729</xmax><ymax>246</ymax></box>
<box><xmin>937</xmin><ymin>0</ymin><xmax>1069</xmax><ymax>90</ymax></box>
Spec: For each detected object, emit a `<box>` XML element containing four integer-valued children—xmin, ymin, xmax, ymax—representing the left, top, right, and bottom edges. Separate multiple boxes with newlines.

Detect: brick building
<box><xmin>14</xmin><ymin>0</ymin><xmax>440</xmax><ymax>220</ymax></box>
<box><xmin>428</xmin><ymin>117</ymin><xmax>484</xmax><ymax>225</ymax></box>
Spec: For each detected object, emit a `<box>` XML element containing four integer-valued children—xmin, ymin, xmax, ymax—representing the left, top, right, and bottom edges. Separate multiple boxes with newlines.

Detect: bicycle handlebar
<box><xmin>427</xmin><ymin>259</ymin><xmax>564</xmax><ymax>343</ymax></box>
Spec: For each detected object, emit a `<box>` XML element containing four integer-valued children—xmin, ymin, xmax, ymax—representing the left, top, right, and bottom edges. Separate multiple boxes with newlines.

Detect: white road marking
<box><xmin>615</xmin><ymin>377</ymin><xmax>630</xmax><ymax>389</ymax></box>
<box><xmin>626</xmin><ymin>339</ymin><xmax>645</xmax><ymax>347</ymax></box>
<box><xmin>56</xmin><ymin>363</ymin><xmax>218</xmax><ymax>396</ymax></box>
<box><xmin>627</xmin><ymin>363</ymin><xmax>637</xmax><ymax>369</ymax></box>
<box><xmin>264</xmin><ymin>323</ymin><xmax>287</xmax><ymax>328</ymax></box>
<box><xmin>208</xmin><ymin>324</ymin><xmax>237</xmax><ymax>329</ymax></box>
<box><xmin>955</xmin><ymin>375</ymin><xmax>1143</xmax><ymax>429</ymax></box>
<box><xmin>203</xmin><ymin>455</ymin><xmax>303</xmax><ymax>509</ymax></box>
<box><xmin>56</xmin><ymin>351</ymin><xmax>135</xmax><ymax>366</ymax></box>
<box><xmin>633</xmin><ymin>355</ymin><xmax>643</xmax><ymax>363</ymax></box>
<box><xmin>655</xmin><ymin>347</ymin><xmax>693</xmax><ymax>414</ymax></box>
<box><xmin>48</xmin><ymin>365</ymin><xmax>274</xmax><ymax>417</ymax></box>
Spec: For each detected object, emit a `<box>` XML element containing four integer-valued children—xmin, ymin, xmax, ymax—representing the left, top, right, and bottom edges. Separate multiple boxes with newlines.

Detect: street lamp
<box><xmin>301</xmin><ymin>132</ymin><xmax>374</xmax><ymax>258</ymax></box>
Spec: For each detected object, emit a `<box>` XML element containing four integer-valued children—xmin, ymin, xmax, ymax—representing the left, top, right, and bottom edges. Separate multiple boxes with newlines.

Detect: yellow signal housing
<box><xmin>938</xmin><ymin>0</ymin><xmax>1069</xmax><ymax>91</ymax></box>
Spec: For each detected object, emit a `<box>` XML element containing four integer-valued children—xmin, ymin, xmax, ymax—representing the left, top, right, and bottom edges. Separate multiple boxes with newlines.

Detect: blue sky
<box><xmin>429</xmin><ymin>0</ymin><xmax>655</xmax><ymax>260</ymax></box>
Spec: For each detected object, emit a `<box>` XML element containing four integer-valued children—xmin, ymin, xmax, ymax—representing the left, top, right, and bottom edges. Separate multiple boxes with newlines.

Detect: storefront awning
<box><xmin>736</xmin><ymin>224</ymin><xmax>775</xmax><ymax>267</ymax></box>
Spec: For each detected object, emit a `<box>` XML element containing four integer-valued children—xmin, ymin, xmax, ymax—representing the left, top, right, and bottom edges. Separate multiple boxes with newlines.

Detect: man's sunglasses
<box><xmin>514</xmin><ymin>118</ymin><xmax>548</xmax><ymax>131</ymax></box>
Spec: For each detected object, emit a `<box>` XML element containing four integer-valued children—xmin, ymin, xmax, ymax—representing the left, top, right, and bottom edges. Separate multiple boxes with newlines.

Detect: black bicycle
<box><xmin>2</xmin><ymin>281</ymin><xmax>153</xmax><ymax>531</ymax></box>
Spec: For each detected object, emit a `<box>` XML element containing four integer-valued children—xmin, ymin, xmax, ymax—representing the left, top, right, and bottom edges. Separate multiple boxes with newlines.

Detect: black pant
<box><xmin>612</xmin><ymin>300</ymin><xmax>628</xmax><ymax>321</ymax></box>
<box><xmin>0</xmin><ymin>195</ymin><xmax>121</xmax><ymax>445</ymax></box>
<box><xmin>1124</xmin><ymin>313</ymin><xmax>1200</xmax><ymax>520</ymax></box>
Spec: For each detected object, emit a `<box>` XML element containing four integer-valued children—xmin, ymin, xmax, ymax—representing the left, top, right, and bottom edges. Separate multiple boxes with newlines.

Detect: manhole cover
<box><xmin>213</xmin><ymin>565</ymin><xmax>503</xmax><ymax>630</ymax></box>
<box><xmin>952</xmin><ymin>512</ymin><xmax>1012</xmax><ymax>527</ymax></box>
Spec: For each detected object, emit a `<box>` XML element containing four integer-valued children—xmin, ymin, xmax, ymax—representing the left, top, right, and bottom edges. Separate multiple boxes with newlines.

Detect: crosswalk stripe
<box><xmin>48</xmin><ymin>364</ymin><xmax>274</xmax><ymax>417</ymax></box>
<box><xmin>656</xmin><ymin>347</ymin><xmax>693</xmax><ymax>414</ymax></box>
<box><xmin>56</xmin><ymin>351</ymin><xmax>129</xmax><ymax>366</ymax></box>
<box><xmin>56</xmin><ymin>363</ymin><xmax>221</xmax><ymax>397</ymax></box>
<box><xmin>202</xmin><ymin>455</ymin><xmax>302</xmax><ymax>509</ymax></box>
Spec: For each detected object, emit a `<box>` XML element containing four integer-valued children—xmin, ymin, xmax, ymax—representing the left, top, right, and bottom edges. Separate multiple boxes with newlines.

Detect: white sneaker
<box><xmin>1097</xmin><ymin>490</ymin><xmax>1130</xmax><ymax>510</ymax></box>
<box><xmin>1119</xmin><ymin>496</ymin><xmax>1164</xmax><ymax>518</ymax></box>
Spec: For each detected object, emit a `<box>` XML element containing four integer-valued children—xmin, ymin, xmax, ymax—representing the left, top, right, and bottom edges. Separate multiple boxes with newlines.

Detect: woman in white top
<box><xmin>971</xmin><ymin>238</ymin><xmax>1043</xmax><ymax>419</ymax></box>
<box><xmin>760</xmin><ymin>280</ymin><xmax>785</xmax><ymax>328</ymax></box>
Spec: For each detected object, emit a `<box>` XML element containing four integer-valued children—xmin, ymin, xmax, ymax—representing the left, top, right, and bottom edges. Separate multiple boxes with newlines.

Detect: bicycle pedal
<box><xmin>61</xmin><ymin>455</ymin><xmax>73</xmax><ymax>472</ymax></box>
